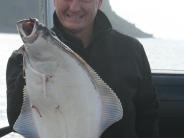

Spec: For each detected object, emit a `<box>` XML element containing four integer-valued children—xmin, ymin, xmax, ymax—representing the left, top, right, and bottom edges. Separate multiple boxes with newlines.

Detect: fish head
<box><xmin>16</xmin><ymin>18</ymin><xmax>85</xmax><ymax>76</ymax></box>
<box><xmin>16</xmin><ymin>18</ymin><xmax>70</xmax><ymax>76</ymax></box>
<box><xmin>16</xmin><ymin>18</ymin><xmax>56</xmax><ymax>45</ymax></box>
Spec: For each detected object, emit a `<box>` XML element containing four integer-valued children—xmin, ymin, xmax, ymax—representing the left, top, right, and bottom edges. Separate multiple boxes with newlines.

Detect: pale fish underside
<box><xmin>13</xmin><ymin>18</ymin><xmax>123</xmax><ymax>138</ymax></box>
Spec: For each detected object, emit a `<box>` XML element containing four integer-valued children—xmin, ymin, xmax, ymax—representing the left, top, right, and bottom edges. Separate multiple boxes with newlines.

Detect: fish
<box><xmin>14</xmin><ymin>18</ymin><xmax>123</xmax><ymax>138</ymax></box>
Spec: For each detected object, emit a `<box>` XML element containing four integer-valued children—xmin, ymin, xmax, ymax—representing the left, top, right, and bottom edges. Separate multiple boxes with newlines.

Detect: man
<box><xmin>1</xmin><ymin>0</ymin><xmax>159</xmax><ymax>137</ymax></box>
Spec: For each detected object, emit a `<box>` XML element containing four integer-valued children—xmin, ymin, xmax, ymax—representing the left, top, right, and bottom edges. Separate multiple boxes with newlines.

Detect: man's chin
<box><xmin>64</xmin><ymin>26</ymin><xmax>83</xmax><ymax>34</ymax></box>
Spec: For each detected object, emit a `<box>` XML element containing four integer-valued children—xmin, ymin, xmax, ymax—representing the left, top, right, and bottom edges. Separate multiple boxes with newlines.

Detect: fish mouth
<box><xmin>17</xmin><ymin>18</ymin><xmax>39</xmax><ymax>43</ymax></box>
<box><xmin>22</xmin><ymin>19</ymin><xmax>35</xmax><ymax>36</ymax></box>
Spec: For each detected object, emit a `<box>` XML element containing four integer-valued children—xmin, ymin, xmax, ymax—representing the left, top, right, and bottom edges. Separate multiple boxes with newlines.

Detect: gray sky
<box><xmin>110</xmin><ymin>0</ymin><xmax>184</xmax><ymax>40</ymax></box>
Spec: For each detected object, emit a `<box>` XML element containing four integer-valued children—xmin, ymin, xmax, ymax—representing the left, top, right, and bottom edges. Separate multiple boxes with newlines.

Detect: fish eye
<box><xmin>50</xmin><ymin>30</ymin><xmax>57</xmax><ymax>36</ymax></box>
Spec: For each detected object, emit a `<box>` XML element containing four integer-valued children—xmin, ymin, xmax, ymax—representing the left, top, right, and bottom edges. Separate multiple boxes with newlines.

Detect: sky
<box><xmin>109</xmin><ymin>0</ymin><xmax>184</xmax><ymax>40</ymax></box>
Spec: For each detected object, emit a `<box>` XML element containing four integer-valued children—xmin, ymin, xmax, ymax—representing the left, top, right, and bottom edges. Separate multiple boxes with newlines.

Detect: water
<box><xmin>0</xmin><ymin>33</ymin><xmax>184</xmax><ymax>137</ymax></box>
<box><xmin>139</xmin><ymin>38</ymin><xmax>184</xmax><ymax>73</ymax></box>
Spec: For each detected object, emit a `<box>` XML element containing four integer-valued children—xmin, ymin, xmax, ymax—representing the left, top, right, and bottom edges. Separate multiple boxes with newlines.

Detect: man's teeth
<box><xmin>66</xmin><ymin>14</ymin><xmax>83</xmax><ymax>19</ymax></box>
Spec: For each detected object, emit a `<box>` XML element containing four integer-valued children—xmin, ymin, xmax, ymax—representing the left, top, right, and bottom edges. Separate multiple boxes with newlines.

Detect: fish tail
<box><xmin>0</xmin><ymin>126</ymin><xmax>13</xmax><ymax>137</ymax></box>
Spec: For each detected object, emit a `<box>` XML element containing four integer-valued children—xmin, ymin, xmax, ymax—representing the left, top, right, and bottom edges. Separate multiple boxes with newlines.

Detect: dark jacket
<box><xmin>5</xmin><ymin>10</ymin><xmax>159</xmax><ymax>138</ymax></box>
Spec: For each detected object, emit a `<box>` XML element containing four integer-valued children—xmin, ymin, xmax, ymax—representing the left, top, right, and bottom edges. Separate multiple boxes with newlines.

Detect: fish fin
<box><xmin>87</xmin><ymin>66</ymin><xmax>123</xmax><ymax>134</ymax></box>
<box><xmin>66</xmin><ymin>45</ymin><xmax>123</xmax><ymax>131</ymax></box>
<box><xmin>13</xmin><ymin>86</ymin><xmax>39</xmax><ymax>138</ymax></box>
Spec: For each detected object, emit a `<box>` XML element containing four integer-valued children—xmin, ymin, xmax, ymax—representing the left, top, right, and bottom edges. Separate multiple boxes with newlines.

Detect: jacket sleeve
<box><xmin>6</xmin><ymin>50</ymin><xmax>25</xmax><ymax>128</ymax></box>
<box><xmin>135</xmin><ymin>43</ymin><xmax>159</xmax><ymax>138</ymax></box>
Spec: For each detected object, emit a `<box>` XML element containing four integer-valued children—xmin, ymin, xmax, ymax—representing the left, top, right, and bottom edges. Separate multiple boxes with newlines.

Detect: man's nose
<box><xmin>69</xmin><ymin>0</ymin><xmax>81</xmax><ymax>12</ymax></box>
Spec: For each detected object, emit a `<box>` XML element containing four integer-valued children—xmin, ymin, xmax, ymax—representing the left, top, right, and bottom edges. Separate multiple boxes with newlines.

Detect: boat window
<box><xmin>100</xmin><ymin>0</ymin><xmax>184</xmax><ymax>74</ymax></box>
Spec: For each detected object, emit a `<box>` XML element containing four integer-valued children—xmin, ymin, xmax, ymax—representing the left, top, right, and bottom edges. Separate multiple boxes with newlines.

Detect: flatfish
<box><xmin>14</xmin><ymin>18</ymin><xmax>123</xmax><ymax>138</ymax></box>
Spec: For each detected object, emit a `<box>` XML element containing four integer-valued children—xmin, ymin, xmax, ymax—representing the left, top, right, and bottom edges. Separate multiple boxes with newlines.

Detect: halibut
<box><xmin>14</xmin><ymin>18</ymin><xmax>123</xmax><ymax>138</ymax></box>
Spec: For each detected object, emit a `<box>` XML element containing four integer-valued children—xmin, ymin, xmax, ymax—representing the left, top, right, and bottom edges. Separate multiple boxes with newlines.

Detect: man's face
<box><xmin>54</xmin><ymin>0</ymin><xmax>102</xmax><ymax>33</ymax></box>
